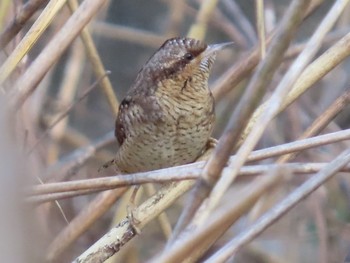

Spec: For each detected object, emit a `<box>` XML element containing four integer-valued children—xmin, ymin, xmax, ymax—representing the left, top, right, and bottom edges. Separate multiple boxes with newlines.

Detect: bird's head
<box><xmin>132</xmin><ymin>37</ymin><xmax>232</xmax><ymax>95</ymax></box>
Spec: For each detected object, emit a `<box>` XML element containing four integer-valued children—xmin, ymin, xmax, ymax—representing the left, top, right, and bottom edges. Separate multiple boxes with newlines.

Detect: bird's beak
<box><xmin>202</xmin><ymin>42</ymin><xmax>234</xmax><ymax>58</ymax></box>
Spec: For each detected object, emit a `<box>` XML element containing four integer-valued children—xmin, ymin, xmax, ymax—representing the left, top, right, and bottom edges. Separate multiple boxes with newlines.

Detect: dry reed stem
<box><xmin>187</xmin><ymin>0</ymin><xmax>219</xmax><ymax>39</ymax></box>
<box><xmin>210</xmin><ymin>8</ymin><xmax>248</xmax><ymax>48</ymax></box>
<box><xmin>47</xmin><ymin>40</ymin><xmax>85</xmax><ymax>163</ymax></box>
<box><xmin>73</xmin><ymin>181</ymin><xmax>195</xmax><ymax>263</ymax></box>
<box><xmin>166</xmin><ymin>0</ymin><xmax>185</xmax><ymax>37</ymax></box>
<box><xmin>256</xmin><ymin>0</ymin><xmax>266</xmax><ymax>58</ymax></box>
<box><xmin>46</xmin><ymin>187</ymin><xmax>128</xmax><ymax>261</ymax></box>
<box><xmin>52</xmin><ymin>127</ymin><xmax>350</xmax><ymax>261</ymax></box>
<box><xmin>278</xmin><ymin>89</ymin><xmax>350</xmax><ymax>163</ymax></box>
<box><xmin>222</xmin><ymin>0</ymin><xmax>257</xmax><ymax>45</ymax></box>
<box><xmin>60</xmin><ymin>127</ymin><xmax>114</xmax><ymax>162</ymax></box>
<box><xmin>0</xmin><ymin>0</ymin><xmax>67</xmax><ymax>85</ymax></box>
<box><xmin>9</xmin><ymin>0</ymin><xmax>108</xmax><ymax>109</ymax></box>
<box><xmin>67</xmin><ymin>0</ymin><xmax>119</xmax><ymax>115</ymax></box>
<box><xmin>192</xmin><ymin>0</ymin><xmax>348</xmax><ymax>232</ymax></box>
<box><xmin>28</xmin><ymin>71</ymin><xmax>107</xmax><ymax>155</ymax></box>
<box><xmin>242</xmin><ymin>30</ymin><xmax>350</xmax><ymax>143</ymax></box>
<box><xmin>44</xmin><ymin>131</ymin><xmax>115</xmax><ymax>182</ymax></box>
<box><xmin>205</xmin><ymin>148</ymin><xmax>350</xmax><ymax>262</ymax></box>
<box><xmin>211</xmin><ymin>0</ymin><xmax>324</xmax><ymax>102</ymax></box>
<box><xmin>28</xmin><ymin>162</ymin><xmax>350</xmax><ymax>204</ymax></box>
<box><xmin>150</xmin><ymin>167</ymin><xmax>289</xmax><ymax>263</ymax></box>
<box><xmin>311</xmin><ymin>196</ymin><xmax>328</xmax><ymax>263</ymax></box>
<box><xmin>103</xmin><ymin>188</ymin><xmax>143</xmax><ymax>263</ymax></box>
<box><xmin>0</xmin><ymin>0</ymin><xmax>49</xmax><ymax>48</ymax></box>
<box><xmin>169</xmin><ymin>0</ymin><xmax>310</xmax><ymax>244</ymax></box>
<box><xmin>0</xmin><ymin>0</ymin><xmax>11</xmax><ymax>30</ymax></box>
<box><xmin>29</xmin><ymin>128</ymin><xmax>350</xmax><ymax>196</ymax></box>
<box><xmin>177</xmin><ymin>0</ymin><xmax>248</xmax><ymax>48</ymax></box>
<box><xmin>48</xmin><ymin>136</ymin><xmax>213</xmax><ymax>261</ymax></box>
<box><xmin>251</xmin><ymin>89</ymin><xmax>350</xmax><ymax>219</ymax></box>
<box><xmin>27</xmin><ymin>189</ymin><xmax>98</xmax><ymax>204</ymax></box>
<box><xmin>72</xmin><ymin>145</ymin><xmax>215</xmax><ymax>262</ymax></box>
<box><xmin>52</xmin><ymin>40</ymin><xmax>84</xmax><ymax>139</ymax></box>
<box><xmin>92</xmin><ymin>21</ymin><xmax>165</xmax><ymax>48</ymax></box>
<box><xmin>144</xmin><ymin>184</ymin><xmax>172</xmax><ymax>239</ymax></box>
<box><xmin>285</xmin><ymin>28</ymin><xmax>349</xmax><ymax>59</ymax></box>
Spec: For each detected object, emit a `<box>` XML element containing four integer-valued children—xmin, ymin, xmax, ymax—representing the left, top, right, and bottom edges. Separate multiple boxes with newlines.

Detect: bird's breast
<box><xmin>115</xmin><ymin>79</ymin><xmax>215</xmax><ymax>173</ymax></box>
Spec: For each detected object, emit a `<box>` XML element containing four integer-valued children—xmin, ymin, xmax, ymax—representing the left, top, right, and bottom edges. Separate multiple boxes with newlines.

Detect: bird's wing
<box><xmin>115</xmin><ymin>95</ymin><xmax>163</xmax><ymax>146</ymax></box>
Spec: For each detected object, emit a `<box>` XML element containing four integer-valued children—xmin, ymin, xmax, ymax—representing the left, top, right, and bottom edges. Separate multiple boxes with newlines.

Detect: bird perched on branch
<box><xmin>107</xmin><ymin>37</ymin><xmax>230</xmax><ymax>173</ymax></box>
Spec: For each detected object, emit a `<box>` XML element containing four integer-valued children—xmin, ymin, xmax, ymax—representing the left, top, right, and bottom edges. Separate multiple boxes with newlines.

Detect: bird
<box><xmin>111</xmin><ymin>37</ymin><xmax>230</xmax><ymax>174</ymax></box>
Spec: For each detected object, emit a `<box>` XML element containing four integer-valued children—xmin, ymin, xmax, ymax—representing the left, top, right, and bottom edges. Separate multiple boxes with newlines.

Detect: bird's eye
<box><xmin>184</xmin><ymin>53</ymin><xmax>194</xmax><ymax>61</ymax></box>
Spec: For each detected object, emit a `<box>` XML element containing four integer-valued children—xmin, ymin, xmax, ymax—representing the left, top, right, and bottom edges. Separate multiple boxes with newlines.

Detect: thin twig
<box><xmin>26</xmin><ymin>189</ymin><xmax>98</xmax><ymax>204</ymax></box>
<box><xmin>278</xmin><ymin>89</ymin><xmax>350</xmax><ymax>163</ymax></box>
<box><xmin>44</xmin><ymin>131</ymin><xmax>115</xmax><ymax>182</ymax></box>
<box><xmin>28</xmin><ymin>72</ymin><xmax>109</xmax><ymax>155</ymax></box>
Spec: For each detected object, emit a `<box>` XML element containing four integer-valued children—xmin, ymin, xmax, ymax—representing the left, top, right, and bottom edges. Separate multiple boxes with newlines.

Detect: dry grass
<box><xmin>1</xmin><ymin>0</ymin><xmax>350</xmax><ymax>262</ymax></box>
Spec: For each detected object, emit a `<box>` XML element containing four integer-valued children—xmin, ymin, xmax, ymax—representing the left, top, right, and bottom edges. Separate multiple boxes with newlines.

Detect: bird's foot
<box><xmin>197</xmin><ymin>137</ymin><xmax>218</xmax><ymax>161</ymax></box>
<box><xmin>207</xmin><ymin>137</ymin><xmax>218</xmax><ymax>148</ymax></box>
